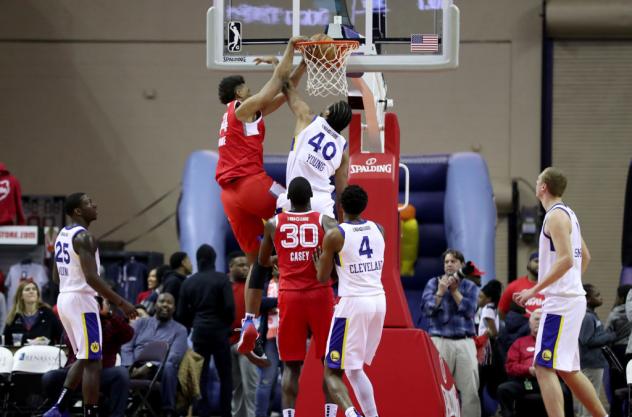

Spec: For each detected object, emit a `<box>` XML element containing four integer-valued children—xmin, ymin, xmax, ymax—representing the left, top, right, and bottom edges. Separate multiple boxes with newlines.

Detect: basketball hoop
<box><xmin>295</xmin><ymin>40</ymin><xmax>359</xmax><ymax>97</ymax></box>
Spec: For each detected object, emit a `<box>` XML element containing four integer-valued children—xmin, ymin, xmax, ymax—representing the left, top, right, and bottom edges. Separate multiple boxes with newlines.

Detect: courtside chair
<box><xmin>7</xmin><ymin>345</ymin><xmax>66</xmax><ymax>416</ymax></box>
<box><xmin>127</xmin><ymin>341</ymin><xmax>170</xmax><ymax>417</ymax></box>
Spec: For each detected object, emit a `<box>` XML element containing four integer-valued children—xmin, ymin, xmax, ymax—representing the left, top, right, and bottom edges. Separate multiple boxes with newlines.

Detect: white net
<box><xmin>295</xmin><ymin>40</ymin><xmax>359</xmax><ymax>97</ymax></box>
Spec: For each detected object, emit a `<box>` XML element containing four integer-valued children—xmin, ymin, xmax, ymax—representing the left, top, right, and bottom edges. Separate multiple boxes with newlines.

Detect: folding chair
<box><xmin>7</xmin><ymin>345</ymin><xmax>67</xmax><ymax>416</ymax></box>
<box><xmin>128</xmin><ymin>341</ymin><xmax>170</xmax><ymax>417</ymax></box>
<box><xmin>0</xmin><ymin>347</ymin><xmax>14</xmax><ymax>414</ymax></box>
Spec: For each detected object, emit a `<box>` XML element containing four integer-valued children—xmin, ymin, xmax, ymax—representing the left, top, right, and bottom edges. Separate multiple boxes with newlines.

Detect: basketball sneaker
<box><xmin>245</xmin><ymin>337</ymin><xmax>271</xmax><ymax>368</ymax></box>
<box><xmin>42</xmin><ymin>405</ymin><xmax>70</xmax><ymax>417</ymax></box>
<box><xmin>236</xmin><ymin>317</ymin><xmax>258</xmax><ymax>354</ymax></box>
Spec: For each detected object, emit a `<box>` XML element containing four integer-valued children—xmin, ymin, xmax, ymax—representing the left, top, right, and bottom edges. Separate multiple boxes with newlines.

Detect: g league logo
<box><xmin>227</xmin><ymin>21</ymin><xmax>242</xmax><ymax>53</ymax></box>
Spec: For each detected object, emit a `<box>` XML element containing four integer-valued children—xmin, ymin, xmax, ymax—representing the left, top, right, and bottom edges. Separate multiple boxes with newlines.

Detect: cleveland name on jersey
<box><xmin>335</xmin><ymin>220</ymin><xmax>385</xmax><ymax>297</ymax></box>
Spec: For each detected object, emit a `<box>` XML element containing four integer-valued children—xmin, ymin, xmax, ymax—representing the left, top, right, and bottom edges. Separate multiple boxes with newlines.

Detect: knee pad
<box><xmin>249</xmin><ymin>263</ymin><xmax>272</xmax><ymax>290</ymax></box>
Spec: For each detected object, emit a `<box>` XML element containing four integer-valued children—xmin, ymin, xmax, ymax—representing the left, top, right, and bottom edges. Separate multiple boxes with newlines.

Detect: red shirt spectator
<box><xmin>0</xmin><ymin>163</ymin><xmax>25</xmax><ymax>225</ymax></box>
<box><xmin>498</xmin><ymin>252</ymin><xmax>543</xmax><ymax>318</ymax></box>
<box><xmin>505</xmin><ymin>333</ymin><xmax>536</xmax><ymax>378</ymax></box>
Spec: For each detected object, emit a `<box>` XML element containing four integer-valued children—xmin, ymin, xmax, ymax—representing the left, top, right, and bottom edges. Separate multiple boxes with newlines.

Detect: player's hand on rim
<box><xmin>254</xmin><ymin>56</ymin><xmax>279</xmax><ymax>66</ymax></box>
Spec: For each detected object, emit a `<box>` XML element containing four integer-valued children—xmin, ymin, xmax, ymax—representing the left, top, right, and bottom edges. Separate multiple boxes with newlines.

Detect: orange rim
<box><xmin>294</xmin><ymin>40</ymin><xmax>360</xmax><ymax>51</ymax></box>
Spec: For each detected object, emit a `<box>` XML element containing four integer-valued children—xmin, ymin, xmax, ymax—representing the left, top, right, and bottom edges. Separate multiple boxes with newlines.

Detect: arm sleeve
<box><xmin>456</xmin><ymin>283</ymin><xmax>479</xmax><ymax>318</ymax></box>
<box><xmin>259</xmin><ymin>296</ymin><xmax>278</xmax><ymax>314</ymax></box>
<box><xmin>421</xmin><ymin>278</ymin><xmax>441</xmax><ymax>317</ymax></box>
<box><xmin>167</xmin><ymin>325</ymin><xmax>189</xmax><ymax>367</ymax></box>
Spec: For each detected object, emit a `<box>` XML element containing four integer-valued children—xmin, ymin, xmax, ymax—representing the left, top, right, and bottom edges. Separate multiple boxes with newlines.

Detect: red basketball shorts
<box><xmin>220</xmin><ymin>171</ymin><xmax>282</xmax><ymax>254</ymax></box>
<box><xmin>277</xmin><ymin>286</ymin><xmax>335</xmax><ymax>362</ymax></box>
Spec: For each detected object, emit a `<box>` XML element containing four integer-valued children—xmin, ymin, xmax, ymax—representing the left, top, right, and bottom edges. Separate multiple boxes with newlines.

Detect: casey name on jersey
<box><xmin>290</xmin><ymin>250</ymin><xmax>311</xmax><ymax>262</ymax></box>
<box><xmin>349</xmin><ymin>260</ymin><xmax>383</xmax><ymax>274</ymax></box>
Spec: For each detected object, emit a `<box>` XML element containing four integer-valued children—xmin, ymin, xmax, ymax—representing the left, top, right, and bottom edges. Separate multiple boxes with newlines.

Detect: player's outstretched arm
<box><xmin>235</xmin><ymin>36</ymin><xmax>305</xmax><ymax>121</ymax></box>
<box><xmin>282</xmin><ymin>80</ymin><xmax>313</xmax><ymax>135</ymax></box>
<box><xmin>334</xmin><ymin>148</ymin><xmax>349</xmax><ymax>219</ymax></box>
<box><xmin>258</xmin><ymin>219</ymin><xmax>277</xmax><ymax>267</ymax></box>
<box><xmin>74</xmin><ymin>232</ymin><xmax>138</xmax><ymax>319</ymax></box>
<box><xmin>316</xmin><ymin>227</ymin><xmax>344</xmax><ymax>284</ymax></box>
<box><xmin>261</xmin><ymin>59</ymin><xmax>307</xmax><ymax>116</ymax></box>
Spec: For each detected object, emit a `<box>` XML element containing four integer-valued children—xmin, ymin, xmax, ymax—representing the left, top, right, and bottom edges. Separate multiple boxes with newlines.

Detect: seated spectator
<box><xmin>122</xmin><ymin>292</ymin><xmax>188</xmax><ymax>417</ymax></box>
<box><xmin>42</xmin><ymin>296</ymin><xmax>133</xmax><ymax>417</ymax></box>
<box><xmin>162</xmin><ymin>253</ymin><xmax>192</xmax><ymax>306</ymax></box>
<box><xmin>497</xmin><ymin>310</ymin><xmax>572</xmax><ymax>417</ymax></box>
<box><xmin>4</xmin><ymin>280</ymin><xmax>63</xmax><ymax>346</ymax></box>
<box><xmin>605</xmin><ymin>284</ymin><xmax>632</xmax><ymax>417</ymax></box>
<box><xmin>577</xmin><ymin>284</ymin><xmax>615</xmax><ymax>417</ymax></box>
<box><xmin>496</xmin><ymin>303</ymin><xmax>530</xmax><ymax>365</ymax></box>
<box><xmin>138</xmin><ymin>265</ymin><xmax>170</xmax><ymax>315</ymax></box>
<box><xmin>497</xmin><ymin>310</ymin><xmax>541</xmax><ymax>417</ymax></box>
<box><xmin>498</xmin><ymin>252</ymin><xmax>543</xmax><ymax>320</ymax></box>
<box><xmin>421</xmin><ymin>249</ymin><xmax>480</xmax><ymax>417</ymax></box>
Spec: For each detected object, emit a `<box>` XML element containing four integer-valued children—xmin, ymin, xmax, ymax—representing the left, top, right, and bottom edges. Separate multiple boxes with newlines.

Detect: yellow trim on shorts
<box><xmin>552</xmin><ymin>315</ymin><xmax>565</xmax><ymax>368</ymax></box>
<box><xmin>340</xmin><ymin>318</ymin><xmax>350</xmax><ymax>369</ymax></box>
<box><xmin>82</xmin><ymin>313</ymin><xmax>91</xmax><ymax>359</ymax></box>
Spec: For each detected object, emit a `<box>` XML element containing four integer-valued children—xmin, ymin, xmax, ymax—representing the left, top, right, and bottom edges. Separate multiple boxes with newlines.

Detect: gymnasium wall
<box><xmin>0</xmin><ymin>0</ymin><xmax>542</xmax><ymax>278</ymax></box>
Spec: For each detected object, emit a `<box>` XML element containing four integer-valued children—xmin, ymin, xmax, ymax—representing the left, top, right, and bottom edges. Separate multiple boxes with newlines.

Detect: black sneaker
<box><xmin>245</xmin><ymin>337</ymin><xmax>271</xmax><ymax>368</ymax></box>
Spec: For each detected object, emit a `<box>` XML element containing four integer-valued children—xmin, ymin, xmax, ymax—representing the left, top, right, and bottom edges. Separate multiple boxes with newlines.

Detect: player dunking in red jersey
<box><xmin>216</xmin><ymin>37</ymin><xmax>307</xmax><ymax>354</ymax></box>
<box><xmin>259</xmin><ymin>177</ymin><xmax>339</xmax><ymax>417</ymax></box>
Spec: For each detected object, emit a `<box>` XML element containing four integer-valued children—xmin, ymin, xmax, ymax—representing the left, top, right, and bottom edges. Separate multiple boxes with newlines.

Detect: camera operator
<box><xmin>421</xmin><ymin>249</ymin><xmax>480</xmax><ymax>417</ymax></box>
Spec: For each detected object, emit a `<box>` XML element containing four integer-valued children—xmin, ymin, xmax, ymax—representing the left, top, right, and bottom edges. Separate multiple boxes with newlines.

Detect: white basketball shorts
<box><xmin>276</xmin><ymin>191</ymin><xmax>335</xmax><ymax>218</ymax></box>
<box><xmin>534</xmin><ymin>295</ymin><xmax>586</xmax><ymax>372</ymax></box>
<box><xmin>57</xmin><ymin>292</ymin><xmax>103</xmax><ymax>360</ymax></box>
<box><xmin>325</xmin><ymin>294</ymin><xmax>386</xmax><ymax>370</ymax></box>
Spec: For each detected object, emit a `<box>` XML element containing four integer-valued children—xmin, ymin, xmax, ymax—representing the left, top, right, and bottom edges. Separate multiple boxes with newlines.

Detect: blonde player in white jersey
<box><xmin>514</xmin><ymin>168</ymin><xmax>607</xmax><ymax>417</ymax></box>
<box><xmin>44</xmin><ymin>193</ymin><xmax>137</xmax><ymax>417</ymax></box>
<box><xmin>315</xmin><ymin>185</ymin><xmax>386</xmax><ymax>417</ymax></box>
<box><xmin>277</xmin><ymin>79</ymin><xmax>352</xmax><ymax>218</ymax></box>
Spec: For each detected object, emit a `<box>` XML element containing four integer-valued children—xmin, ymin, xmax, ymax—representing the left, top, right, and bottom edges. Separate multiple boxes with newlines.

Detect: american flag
<box><xmin>410</xmin><ymin>34</ymin><xmax>439</xmax><ymax>52</ymax></box>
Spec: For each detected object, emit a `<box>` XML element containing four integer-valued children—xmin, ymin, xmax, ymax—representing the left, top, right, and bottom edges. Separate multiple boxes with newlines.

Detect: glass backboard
<box><xmin>207</xmin><ymin>0</ymin><xmax>459</xmax><ymax>72</ymax></box>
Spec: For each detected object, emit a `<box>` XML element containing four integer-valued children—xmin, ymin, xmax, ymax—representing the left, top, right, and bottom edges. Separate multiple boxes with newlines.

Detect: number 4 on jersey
<box><xmin>359</xmin><ymin>236</ymin><xmax>373</xmax><ymax>258</ymax></box>
<box><xmin>308</xmin><ymin>132</ymin><xmax>336</xmax><ymax>161</ymax></box>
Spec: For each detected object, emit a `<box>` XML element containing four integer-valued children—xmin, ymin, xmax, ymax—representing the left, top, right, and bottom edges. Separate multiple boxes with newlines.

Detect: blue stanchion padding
<box><xmin>444</xmin><ymin>152</ymin><xmax>497</xmax><ymax>283</ymax></box>
<box><xmin>178</xmin><ymin>150</ymin><xmax>228</xmax><ymax>273</ymax></box>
